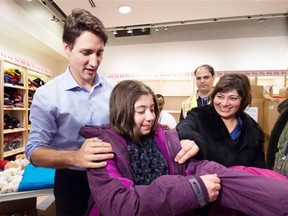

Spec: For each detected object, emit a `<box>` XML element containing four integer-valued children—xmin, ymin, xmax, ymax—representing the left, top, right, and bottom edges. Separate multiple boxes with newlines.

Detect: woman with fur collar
<box><xmin>176</xmin><ymin>73</ymin><xmax>266</xmax><ymax>168</ymax></box>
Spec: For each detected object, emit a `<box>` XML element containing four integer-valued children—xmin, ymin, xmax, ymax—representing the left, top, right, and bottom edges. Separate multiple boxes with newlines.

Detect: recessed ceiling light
<box><xmin>119</xmin><ymin>5</ymin><xmax>131</xmax><ymax>14</ymax></box>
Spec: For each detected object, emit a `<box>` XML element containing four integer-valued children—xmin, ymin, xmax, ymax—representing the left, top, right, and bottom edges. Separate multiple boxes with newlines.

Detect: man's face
<box><xmin>156</xmin><ymin>97</ymin><xmax>165</xmax><ymax>112</ymax></box>
<box><xmin>195</xmin><ymin>67</ymin><xmax>215</xmax><ymax>94</ymax></box>
<box><xmin>64</xmin><ymin>31</ymin><xmax>105</xmax><ymax>85</ymax></box>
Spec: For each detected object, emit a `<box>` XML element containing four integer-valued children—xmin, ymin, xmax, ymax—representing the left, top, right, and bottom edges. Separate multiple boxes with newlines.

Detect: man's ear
<box><xmin>63</xmin><ymin>42</ymin><xmax>71</xmax><ymax>56</ymax></box>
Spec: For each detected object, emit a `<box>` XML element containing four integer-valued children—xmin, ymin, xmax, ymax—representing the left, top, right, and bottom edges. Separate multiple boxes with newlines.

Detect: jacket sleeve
<box><xmin>87</xmin><ymin>159</ymin><xmax>209</xmax><ymax>216</ymax></box>
<box><xmin>184</xmin><ymin>159</ymin><xmax>288</xmax><ymax>216</ymax></box>
<box><xmin>176</xmin><ymin>110</ymin><xmax>207</xmax><ymax>159</ymax></box>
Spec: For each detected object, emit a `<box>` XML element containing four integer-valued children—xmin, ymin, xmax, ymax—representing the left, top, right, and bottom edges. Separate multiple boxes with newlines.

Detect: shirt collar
<box><xmin>196</xmin><ymin>88</ymin><xmax>214</xmax><ymax>99</ymax></box>
<box><xmin>63</xmin><ymin>66</ymin><xmax>104</xmax><ymax>91</ymax></box>
<box><xmin>196</xmin><ymin>90</ymin><xmax>200</xmax><ymax>99</ymax></box>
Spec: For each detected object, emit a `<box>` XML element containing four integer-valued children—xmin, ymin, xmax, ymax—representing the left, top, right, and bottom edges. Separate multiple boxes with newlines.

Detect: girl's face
<box><xmin>213</xmin><ymin>89</ymin><xmax>242</xmax><ymax>120</ymax></box>
<box><xmin>134</xmin><ymin>94</ymin><xmax>156</xmax><ymax>136</ymax></box>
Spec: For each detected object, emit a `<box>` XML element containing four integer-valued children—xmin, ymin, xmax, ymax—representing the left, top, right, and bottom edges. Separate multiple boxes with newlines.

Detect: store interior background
<box><xmin>0</xmin><ymin>1</ymin><xmax>287</xmax><ymax>214</ymax></box>
<box><xmin>0</xmin><ymin>0</ymin><xmax>287</xmax><ymax>78</ymax></box>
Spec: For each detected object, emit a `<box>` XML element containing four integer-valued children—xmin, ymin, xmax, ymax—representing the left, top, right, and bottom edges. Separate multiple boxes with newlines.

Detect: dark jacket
<box><xmin>176</xmin><ymin>105</ymin><xmax>266</xmax><ymax>168</ymax></box>
<box><xmin>79</xmin><ymin>124</ymin><xmax>288</xmax><ymax>216</ymax></box>
<box><xmin>266</xmin><ymin>106</ymin><xmax>288</xmax><ymax>169</ymax></box>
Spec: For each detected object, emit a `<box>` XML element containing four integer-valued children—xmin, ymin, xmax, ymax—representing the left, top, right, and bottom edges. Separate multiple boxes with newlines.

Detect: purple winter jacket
<box><xmin>79</xmin><ymin>124</ymin><xmax>288</xmax><ymax>216</ymax></box>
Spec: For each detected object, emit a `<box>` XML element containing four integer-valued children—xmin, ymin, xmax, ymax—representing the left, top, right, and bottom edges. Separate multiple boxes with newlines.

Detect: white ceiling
<box><xmin>53</xmin><ymin>0</ymin><xmax>288</xmax><ymax>28</ymax></box>
<box><xmin>1</xmin><ymin>0</ymin><xmax>288</xmax><ymax>62</ymax></box>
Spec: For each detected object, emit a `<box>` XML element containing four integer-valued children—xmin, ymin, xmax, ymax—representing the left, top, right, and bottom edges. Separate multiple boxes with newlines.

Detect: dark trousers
<box><xmin>54</xmin><ymin>169</ymin><xmax>90</xmax><ymax>216</ymax></box>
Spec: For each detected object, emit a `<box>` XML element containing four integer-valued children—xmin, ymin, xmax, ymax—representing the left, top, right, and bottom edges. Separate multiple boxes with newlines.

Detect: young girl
<box><xmin>80</xmin><ymin>80</ymin><xmax>288</xmax><ymax>216</ymax></box>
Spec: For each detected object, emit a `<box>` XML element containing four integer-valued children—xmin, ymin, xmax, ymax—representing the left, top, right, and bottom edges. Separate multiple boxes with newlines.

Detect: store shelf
<box><xmin>140</xmin><ymin>79</ymin><xmax>194</xmax><ymax>124</ymax></box>
<box><xmin>138</xmin><ymin>75</ymin><xmax>287</xmax><ymax>124</ymax></box>
<box><xmin>0</xmin><ymin>188</ymin><xmax>53</xmax><ymax>202</ymax></box>
<box><xmin>3</xmin><ymin>147</ymin><xmax>25</xmax><ymax>158</ymax></box>
<box><xmin>0</xmin><ymin>59</ymin><xmax>51</xmax><ymax>160</ymax></box>
<box><xmin>3</xmin><ymin>128</ymin><xmax>26</xmax><ymax>134</ymax></box>
<box><xmin>4</xmin><ymin>84</ymin><xmax>25</xmax><ymax>89</ymax></box>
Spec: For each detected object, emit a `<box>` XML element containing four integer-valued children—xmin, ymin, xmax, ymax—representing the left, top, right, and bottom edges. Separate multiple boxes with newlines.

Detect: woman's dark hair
<box><xmin>62</xmin><ymin>8</ymin><xmax>108</xmax><ymax>49</ymax></box>
<box><xmin>109</xmin><ymin>80</ymin><xmax>159</xmax><ymax>142</ymax></box>
<box><xmin>210</xmin><ymin>73</ymin><xmax>252</xmax><ymax>116</ymax></box>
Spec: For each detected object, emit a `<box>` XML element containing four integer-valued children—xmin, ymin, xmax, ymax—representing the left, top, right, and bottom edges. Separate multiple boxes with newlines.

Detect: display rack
<box><xmin>110</xmin><ymin>70</ymin><xmax>288</xmax><ymax>124</ymax></box>
<box><xmin>141</xmin><ymin>79</ymin><xmax>195</xmax><ymax>122</ymax></box>
<box><xmin>0</xmin><ymin>53</ymin><xmax>51</xmax><ymax>160</ymax></box>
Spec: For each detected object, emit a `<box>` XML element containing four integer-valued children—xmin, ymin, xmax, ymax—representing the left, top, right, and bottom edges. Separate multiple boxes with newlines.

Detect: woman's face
<box><xmin>213</xmin><ymin>89</ymin><xmax>242</xmax><ymax>120</ymax></box>
<box><xmin>134</xmin><ymin>94</ymin><xmax>156</xmax><ymax>136</ymax></box>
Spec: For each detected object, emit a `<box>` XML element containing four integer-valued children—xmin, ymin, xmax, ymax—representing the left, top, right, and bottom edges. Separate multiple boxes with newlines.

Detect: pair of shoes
<box><xmin>4</xmin><ymin>114</ymin><xmax>21</xmax><ymax>129</ymax></box>
<box><xmin>28</xmin><ymin>77</ymin><xmax>45</xmax><ymax>88</ymax></box>
<box><xmin>4</xmin><ymin>114</ymin><xmax>11</xmax><ymax>129</ymax></box>
<box><xmin>4</xmin><ymin>132</ymin><xmax>22</xmax><ymax>152</ymax></box>
<box><xmin>4</xmin><ymin>88</ymin><xmax>24</xmax><ymax>107</ymax></box>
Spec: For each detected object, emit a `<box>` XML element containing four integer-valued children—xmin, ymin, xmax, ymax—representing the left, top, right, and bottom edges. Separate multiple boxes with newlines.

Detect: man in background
<box><xmin>156</xmin><ymin>94</ymin><xmax>177</xmax><ymax>129</ymax></box>
<box><xmin>179</xmin><ymin>64</ymin><xmax>215</xmax><ymax>121</ymax></box>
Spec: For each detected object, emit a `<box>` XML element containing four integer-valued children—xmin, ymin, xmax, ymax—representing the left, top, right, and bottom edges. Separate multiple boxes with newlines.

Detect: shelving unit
<box><xmin>0</xmin><ymin>59</ymin><xmax>51</xmax><ymax>160</ymax></box>
<box><xmin>141</xmin><ymin>79</ymin><xmax>195</xmax><ymax>122</ymax></box>
<box><xmin>113</xmin><ymin>73</ymin><xmax>287</xmax><ymax>124</ymax></box>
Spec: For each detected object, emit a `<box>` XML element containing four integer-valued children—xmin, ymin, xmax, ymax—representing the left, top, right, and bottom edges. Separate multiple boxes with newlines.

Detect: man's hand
<box><xmin>174</xmin><ymin>139</ymin><xmax>199</xmax><ymax>164</ymax></box>
<box><xmin>73</xmin><ymin>137</ymin><xmax>114</xmax><ymax>169</ymax></box>
<box><xmin>200</xmin><ymin>174</ymin><xmax>221</xmax><ymax>202</ymax></box>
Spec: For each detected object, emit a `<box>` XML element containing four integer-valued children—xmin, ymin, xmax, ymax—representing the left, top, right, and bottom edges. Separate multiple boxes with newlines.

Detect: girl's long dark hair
<box><xmin>109</xmin><ymin>80</ymin><xmax>159</xmax><ymax>142</ymax></box>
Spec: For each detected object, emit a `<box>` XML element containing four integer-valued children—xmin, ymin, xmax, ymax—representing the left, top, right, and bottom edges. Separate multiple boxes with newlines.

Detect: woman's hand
<box><xmin>175</xmin><ymin>139</ymin><xmax>199</xmax><ymax>164</ymax></box>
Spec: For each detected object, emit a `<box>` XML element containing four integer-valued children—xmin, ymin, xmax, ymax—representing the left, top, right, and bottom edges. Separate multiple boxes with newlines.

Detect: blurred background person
<box><xmin>177</xmin><ymin>73</ymin><xmax>266</xmax><ymax>168</ymax></box>
<box><xmin>179</xmin><ymin>64</ymin><xmax>215</xmax><ymax>121</ymax></box>
<box><xmin>156</xmin><ymin>94</ymin><xmax>177</xmax><ymax>129</ymax></box>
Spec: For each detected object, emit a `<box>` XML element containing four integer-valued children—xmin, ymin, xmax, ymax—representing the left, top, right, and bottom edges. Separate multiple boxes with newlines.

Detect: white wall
<box><xmin>0</xmin><ymin>0</ymin><xmax>67</xmax><ymax>78</ymax></box>
<box><xmin>100</xmin><ymin>17</ymin><xmax>288</xmax><ymax>76</ymax></box>
<box><xmin>1</xmin><ymin>0</ymin><xmax>287</xmax><ymax>79</ymax></box>
<box><xmin>0</xmin><ymin>34</ymin><xmax>67</xmax><ymax>77</ymax></box>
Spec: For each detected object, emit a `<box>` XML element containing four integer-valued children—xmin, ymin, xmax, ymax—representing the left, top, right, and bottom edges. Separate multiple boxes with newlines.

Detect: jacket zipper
<box><xmin>165</xmin><ymin>129</ymin><xmax>182</xmax><ymax>175</ymax></box>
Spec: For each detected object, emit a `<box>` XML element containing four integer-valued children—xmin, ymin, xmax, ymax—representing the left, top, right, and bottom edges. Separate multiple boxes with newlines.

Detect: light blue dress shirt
<box><xmin>25</xmin><ymin>67</ymin><xmax>115</xmax><ymax>169</ymax></box>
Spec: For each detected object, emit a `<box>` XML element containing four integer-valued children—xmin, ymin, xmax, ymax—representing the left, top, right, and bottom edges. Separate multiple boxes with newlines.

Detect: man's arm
<box><xmin>30</xmin><ymin>137</ymin><xmax>114</xmax><ymax>169</ymax></box>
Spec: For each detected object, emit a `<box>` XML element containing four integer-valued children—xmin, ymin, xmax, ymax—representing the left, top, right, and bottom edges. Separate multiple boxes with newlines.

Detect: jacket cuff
<box><xmin>188</xmin><ymin>176</ymin><xmax>209</xmax><ymax>207</ymax></box>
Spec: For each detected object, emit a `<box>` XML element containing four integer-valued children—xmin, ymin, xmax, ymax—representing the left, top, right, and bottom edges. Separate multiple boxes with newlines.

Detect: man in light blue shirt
<box><xmin>25</xmin><ymin>9</ymin><xmax>115</xmax><ymax>215</ymax></box>
<box><xmin>26</xmin><ymin>68</ymin><xmax>115</xmax><ymax>167</ymax></box>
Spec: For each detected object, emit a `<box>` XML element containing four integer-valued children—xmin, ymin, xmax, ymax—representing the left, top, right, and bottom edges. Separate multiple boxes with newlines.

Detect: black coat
<box><xmin>176</xmin><ymin>105</ymin><xmax>266</xmax><ymax>168</ymax></box>
<box><xmin>266</xmin><ymin>106</ymin><xmax>288</xmax><ymax>169</ymax></box>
